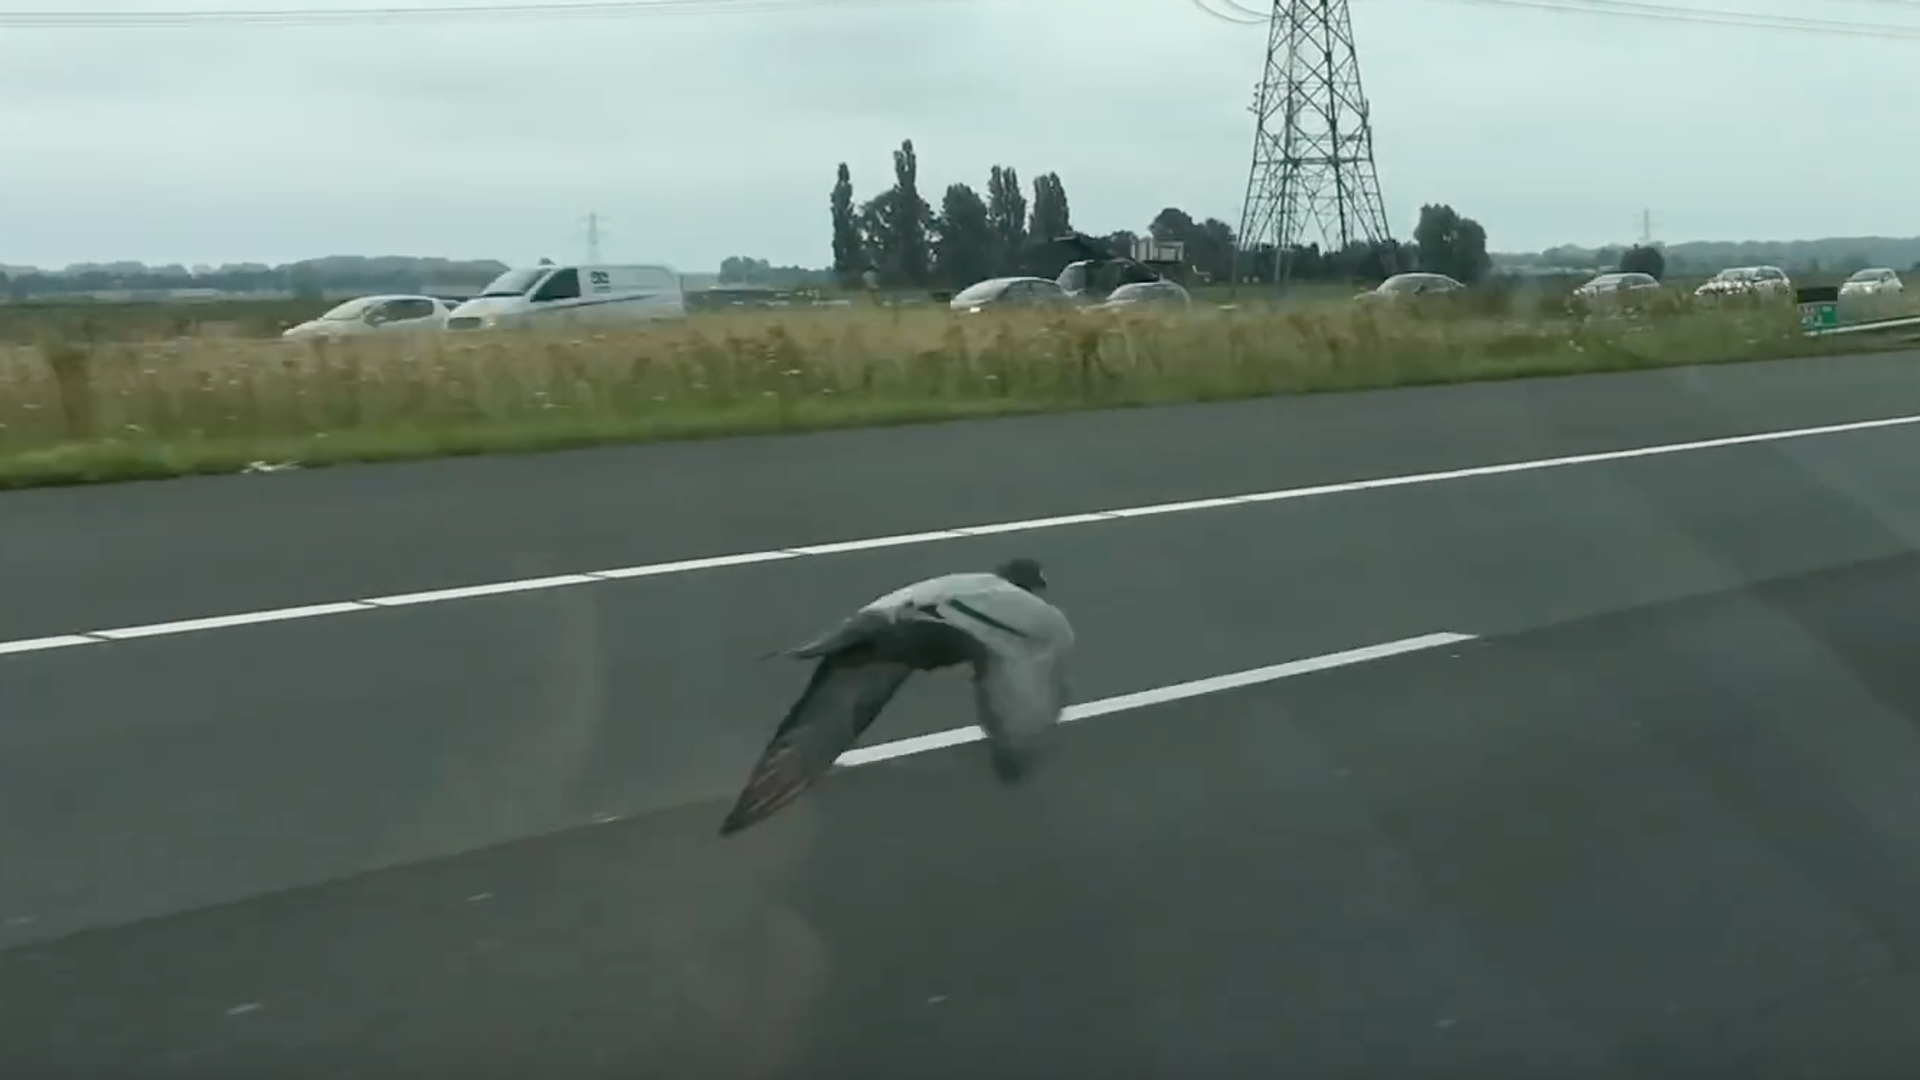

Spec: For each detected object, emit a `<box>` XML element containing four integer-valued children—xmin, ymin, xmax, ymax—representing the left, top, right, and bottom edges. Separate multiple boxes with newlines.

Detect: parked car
<box><xmin>948</xmin><ymin>276</ymin><xmax>1074</xmax><ymax>313</ymax></box>
<box><xmin>1355</xmin><ymin>272</ymin><xmax>1466</xmax><ymax>302</ymax></box>
<box><xmin>1694</xmin><ymin>265</ymin><xmax>1792</xmax><ymax>299</ymax></box>
<box><xmin>1572</xmin><ymin>271</ymin><xmax>1660</xmax><ymax>300</ymax></box>
<box><xmin>1840</xmin><ymin>267</ymin><xmax>1904</xmax><ymax>299</ymax></box>
<box><xmin>281</xmin><ymin>294</ymin><xmax>459</xmax><ymax>342</ymax></box>
<box><xmin>1089</xmin><ymin>280</ymin><xmax>1192</xmax><ymax>313</ymax></box>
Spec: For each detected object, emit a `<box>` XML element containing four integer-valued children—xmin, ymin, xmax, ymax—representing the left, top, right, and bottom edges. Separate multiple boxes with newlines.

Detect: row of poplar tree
<box><xmin>821</xmin><ymin>140</ymin><xmax>1501</xmax><ymax>291</ymax></box>
<box><xmin>828</xmin><ymin>139</ymin><xmax>1074</xmax><ymax>291</ymax></box>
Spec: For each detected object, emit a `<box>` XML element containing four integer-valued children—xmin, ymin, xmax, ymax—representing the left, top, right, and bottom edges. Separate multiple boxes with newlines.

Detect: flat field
<box><xmin>1</xmin><ymin>280</ymin><xmax>1915</xmax><ymax>490</ymax></box>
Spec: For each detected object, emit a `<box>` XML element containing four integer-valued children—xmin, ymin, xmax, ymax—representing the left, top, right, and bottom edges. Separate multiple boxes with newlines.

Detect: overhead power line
<box><xmin>1185</xmin><ymin>0</ymin><xmax>1263</xmax><ymax>25</ymax></box>
<box><xmin>0</xmin><ymin>0</ymin><xmax>982</xmax><ymax>29</ymax></box>
<box><xmin>1203</xmin><ymin>0</ymin><xmax>1920</xmax><ymax>41</ymax></box>
<box><xmin>1419</xmin><ymin>0</ymin><xmax>1920</xmax><ymax>39</ymax></box>
<box><xmin>1</xmin><ymin>0</ymin><xmax>1919</xmax><ymax>36</ymax></box>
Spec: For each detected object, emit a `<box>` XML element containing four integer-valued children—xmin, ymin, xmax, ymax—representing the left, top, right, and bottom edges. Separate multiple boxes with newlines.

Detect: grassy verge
<box><xmin>2</xmin><ymin>292</ymin><xmax>1916</xmax><ymax>490</ymax></box>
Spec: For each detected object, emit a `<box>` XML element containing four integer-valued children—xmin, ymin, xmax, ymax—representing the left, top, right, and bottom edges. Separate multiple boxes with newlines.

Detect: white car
<box><xmin>282</xmin><ymin>294</ymin><xmax>458</xmax><ymax>342</ymax></box>
<box><xmin>1840</xmin><ymin>267</ymin><xmax>1903</xmax><ymax>299</ymax></box>
<box><xmin>1572</xmin><ymin>271</ymin><xmax>1661</xmax><ymax>299</ymax></box>
<box><xmin>1694</xmin><ymin>266</ymin><xmax>1792</xmax><ymax>299</ymax></box>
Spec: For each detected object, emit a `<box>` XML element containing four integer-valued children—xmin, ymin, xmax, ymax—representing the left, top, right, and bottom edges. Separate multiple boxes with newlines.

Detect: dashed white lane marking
<box><xmin>0</xmin><ymin>635</ymin><xmax>98</xmax><ymax>656</ymax></box>
<box><xmin>834</xmin><ymin>631</ymin><xmax>1477</xmax><ymax>768</ymax></box>
<box><xmin>5</xmin><ymin>410</ymin><xmax>1919</xmax><ymax>659</ymax></box>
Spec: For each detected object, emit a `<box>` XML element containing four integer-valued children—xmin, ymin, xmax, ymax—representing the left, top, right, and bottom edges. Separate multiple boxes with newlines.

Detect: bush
<box><xmin>1620</xmin><ymin>245</ymin><xmax>1666</xmax><ymax>280</ymax></box>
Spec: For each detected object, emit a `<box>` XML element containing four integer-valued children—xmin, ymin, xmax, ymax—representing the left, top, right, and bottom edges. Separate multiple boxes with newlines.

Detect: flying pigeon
<box><xmin>718</xmin><ymin>557</ymin><xmax>1075</xmax><ymax>837</ymax></box>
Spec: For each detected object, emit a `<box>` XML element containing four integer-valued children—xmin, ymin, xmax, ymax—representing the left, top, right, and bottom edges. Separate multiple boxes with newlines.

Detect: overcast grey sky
<box><xmin>0</xmin><ymin>0</ymin><xmax>1910</xmax><ymax>270</ymax></box>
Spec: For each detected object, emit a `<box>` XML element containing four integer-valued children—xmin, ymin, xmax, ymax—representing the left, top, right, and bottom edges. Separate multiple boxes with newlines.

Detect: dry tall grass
<box><xmin>0</xmin><ymin>291</ymin><xmax>1906</xmax><ymax>489</ymax></box>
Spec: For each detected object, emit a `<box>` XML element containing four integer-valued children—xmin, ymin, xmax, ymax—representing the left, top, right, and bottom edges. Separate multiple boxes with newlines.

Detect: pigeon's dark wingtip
<box><xmin>717</xmin><ymin>792</ymin><xmax>771</xmax><ymax>836</ymax></box>
<box><xmin>717</xmin><ymin>801</ymin><xmax>767</xmax><ymax>837</ymax></box>
<box><xmin>718</xmin><ymin>742</ymin><xmax>815</xmax><ymax>838</ymax></box>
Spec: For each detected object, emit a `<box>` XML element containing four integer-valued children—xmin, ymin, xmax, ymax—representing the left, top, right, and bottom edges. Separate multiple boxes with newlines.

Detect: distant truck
<box><xmin>1051</xmin><ymin>232</ymin><xmax>1182</xmax><ymax>302</ymax></box>
<box><xmin>444</xmin><ymin>263</ymin><xmax>686</xmax><ymax>331</ymax></box>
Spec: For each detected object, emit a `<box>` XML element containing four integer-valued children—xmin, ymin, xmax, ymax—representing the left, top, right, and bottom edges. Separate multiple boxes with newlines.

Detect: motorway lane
<box><xmin>10</xmin><ymin>555</ymin><xmax>1920</xmax><ymax>1078</ymax></box>
<box><xmin>10</xmin><ymin>418</ymin><xmax>1920</xmax><ymax>943</ymax></box>
<box><xmin>8</xmin><ymin>346</ymin><xmax>1920</xmax><ymax>640</ymax></box>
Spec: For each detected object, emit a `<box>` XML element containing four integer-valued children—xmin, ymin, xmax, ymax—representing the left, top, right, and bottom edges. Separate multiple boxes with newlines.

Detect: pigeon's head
<box><xmin>994</xmin><ymin>557</ymin><xmax>1048</xmax><ymax>593</ymax></box>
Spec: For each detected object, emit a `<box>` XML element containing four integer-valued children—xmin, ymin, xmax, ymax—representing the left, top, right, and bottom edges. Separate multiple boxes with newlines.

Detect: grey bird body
<box><xmin>720</xmin><ymin>559</ymin><xmax>1073</xmax><ymax>836</ymax></box>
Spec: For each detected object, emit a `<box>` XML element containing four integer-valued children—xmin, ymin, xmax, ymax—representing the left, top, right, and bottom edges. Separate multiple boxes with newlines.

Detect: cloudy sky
<box><xmin>0</xmin><ymin>0</ymin><xmax>1910</xmax><ymax>270</ymax></box>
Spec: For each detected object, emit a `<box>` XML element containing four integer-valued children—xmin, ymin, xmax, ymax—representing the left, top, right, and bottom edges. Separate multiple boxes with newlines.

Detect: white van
<box><xmin>444</xmin><ymin>263</ymin><xmax>686</xmax><ymax>331</ymax></box>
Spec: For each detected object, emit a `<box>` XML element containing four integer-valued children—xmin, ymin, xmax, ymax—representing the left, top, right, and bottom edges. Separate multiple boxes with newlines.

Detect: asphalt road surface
<box><xmin>10</xmin><ymin>342</ymin><xmax>1920</xmax><ymax>642</ymax></box>
<box><xmin>9</xmin><ymin>350</ymin><xmax>1920</xmax><ymax>1077</ymax></box>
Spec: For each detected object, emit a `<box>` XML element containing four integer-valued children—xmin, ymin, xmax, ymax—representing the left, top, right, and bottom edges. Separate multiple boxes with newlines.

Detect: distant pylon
<box><xmin>1233</xmin><ymin>0</ymin><xmax>1396</xmax><ymax>292</ymax></box>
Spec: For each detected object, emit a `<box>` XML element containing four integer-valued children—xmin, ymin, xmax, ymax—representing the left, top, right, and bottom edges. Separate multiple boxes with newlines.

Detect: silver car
<box><xmin>1694</xmin><ymin>266</ymin><xmax>1792</xmax><ymax>298</ymax></box>
<box><xmin>949</xmin><ymin>276</ymin><xmax>1073</xmax><ymax>313</ymax></box>
<box><xmin>1573</xmin><ymin>272</ymin><xmax>1660</xmax><ymax>299</ymax></box>
<box><xmin>1090</xmin><ymin>280</ymin><xmax>1193</xmax><ymax>312</ymax></box>
<box><xmin>1840</xmin><ymin>267</ymin><xmax>1903</xmax><ymax>299</ymax></box>
<box><xmin>1356</xmin><ymin>272</ymin><xmax>1466</xmax><ymax>302</ymax></box>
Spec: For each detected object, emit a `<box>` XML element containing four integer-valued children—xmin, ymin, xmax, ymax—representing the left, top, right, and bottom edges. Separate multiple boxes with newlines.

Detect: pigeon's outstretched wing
<box><xmin>863</xmin><ymin>572</ymin><xmax>1008</xmax><ymax>613</ymax></box>
<box><xmin>774</xmin><ymin>607</ymin><xmax>894</xmax><ymax>661</ymax></box>
<box><xmin>765</xmin><ymin>577</ymin><xmax>992</xmax><ymax>660</ymax></box>
<box><xmin>721</xmin><ymin>568</ymin><xmax>1065</xmax><ymax>834</ymax></box>
<box><xmin>719</xmin><ymin>645</ymin><xmax>914</xmax><ymax>836</ymax></box>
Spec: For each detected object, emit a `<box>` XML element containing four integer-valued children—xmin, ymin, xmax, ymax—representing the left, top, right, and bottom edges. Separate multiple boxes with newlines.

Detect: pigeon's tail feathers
<box><xmin>718</xmin><ymin>652</ymin><xmax>914</xmax><ymax>837</ymax></box>
<box><xmin>970</xmin><ymin>613</ymin><xmax>1074</xmax><ymax>784</ymax></box>
<box><xmin>988</xmin><ymin>740</ymin><xmax>1028</xmax><ymax>785</ymax></box>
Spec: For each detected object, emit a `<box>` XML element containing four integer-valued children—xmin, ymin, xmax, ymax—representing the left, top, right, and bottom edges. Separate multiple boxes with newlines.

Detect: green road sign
<box><xmin>1800</xmin><ymin>301</ymin><xmax>1839</xmax><ymax>330</ymax></box>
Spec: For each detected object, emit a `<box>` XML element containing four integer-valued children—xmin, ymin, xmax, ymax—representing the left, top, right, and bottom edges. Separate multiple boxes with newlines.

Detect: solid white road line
<box><xmin>833</xmin><ymin>631</ymin><xmax>1477</xmax><ymax>768</ymax></box>
<box><xmin>5</xmin><ymin>409</ymin><xmax>1920</xmax><ymax>659</ymax></box>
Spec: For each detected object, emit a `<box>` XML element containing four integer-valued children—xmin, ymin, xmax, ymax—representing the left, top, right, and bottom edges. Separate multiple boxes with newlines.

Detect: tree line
<box><xmin>0</xmin><ymin>139</ymin><xmax>1513</xmax><ymax>301</ymax></box>
<box><xmin>713</xmin><ymin>138</ymin><xmax>1498</xmax><ymax>292</ymax></box>
<box><xmin>0</xmin><ymin>256</ymin><xmax>508</xmax><ymax>302</ymax></box>
<box><xmin>818</xmin><ymin>139</ymin><xmax>1078</xmax><ymax>290</ymax></box>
